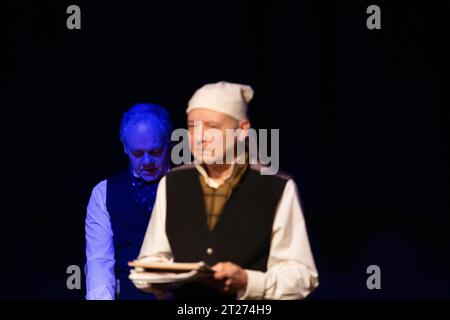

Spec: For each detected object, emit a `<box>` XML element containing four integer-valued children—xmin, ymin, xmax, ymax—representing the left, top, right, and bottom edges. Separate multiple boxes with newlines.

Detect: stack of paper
<box><xmin>128</xmin><ymin>260</ymin><xmax>214</xmax><ymax>284</ymax></box>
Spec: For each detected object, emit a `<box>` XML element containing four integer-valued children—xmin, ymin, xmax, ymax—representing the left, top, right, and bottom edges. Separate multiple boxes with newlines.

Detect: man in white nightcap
<box><xmin>131</xmin><ymin>81</ymin><xmax>319</xmax><ymax>300</ymax></box>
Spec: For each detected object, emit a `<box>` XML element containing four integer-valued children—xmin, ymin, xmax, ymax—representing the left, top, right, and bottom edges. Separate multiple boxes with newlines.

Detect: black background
<box><xmin>2</xmin><ymin>0</ymin><xmax>449</xmax><ymax>299</ymax></box>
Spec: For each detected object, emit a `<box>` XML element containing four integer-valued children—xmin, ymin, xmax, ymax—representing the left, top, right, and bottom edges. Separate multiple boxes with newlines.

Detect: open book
<box><xmin>128</xmin><ymin>260</ymin><xmax>214</xmax><ymax>284</ymax></box>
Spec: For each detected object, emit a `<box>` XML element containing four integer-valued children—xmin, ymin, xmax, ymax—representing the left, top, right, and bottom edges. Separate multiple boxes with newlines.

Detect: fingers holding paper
<box><xmin>202</xmin><ymin>261</ymin><xmax>248</xmax><ymax>294</ymax></box>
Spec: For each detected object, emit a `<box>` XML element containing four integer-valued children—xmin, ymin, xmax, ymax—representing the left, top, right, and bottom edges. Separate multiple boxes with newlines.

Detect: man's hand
<box><xmin>202</xmin><ymin>261</ymin><xmax>248</xmax><ymax>294</ymax></box>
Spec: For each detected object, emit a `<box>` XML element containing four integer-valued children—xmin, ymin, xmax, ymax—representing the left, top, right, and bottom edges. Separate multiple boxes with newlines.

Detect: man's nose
<box><xmin>142</xmin><ymin>153</ymin><xmax>155</xmax><ymax>165</ymax></box>
<box><xmin>202</xmin><ymin>130</ymin><xmax>215</xmax><ymax>143</ymax></box>
<box><xmin>193</xmin><ymin>122</ymin><xmax>208</xmax><ymax>143</ymax></box>
<box><xmin>192</xmin><ymin>132</ymin><xmax>207</xmax><ymax>145</ymax></box>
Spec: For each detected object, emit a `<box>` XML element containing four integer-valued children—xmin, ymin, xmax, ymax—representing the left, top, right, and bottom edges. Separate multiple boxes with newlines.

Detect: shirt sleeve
<box><xmin>85</xmin><ymin>180</ymin><xmax>117</xmax><ymax>300</ymax></box>
<box><xmin>130</xmin><ymin>177</ymin><xmax>173</xmax><ymax>294</ymax></box>
<box><xmin>237</xmin><ymin>179</ymin><xmax>319</xmax><ymax>300</ymax></box>
<box><xmin>138</xmin><ymin>176</ymin><xmax>173</xmax><ymax>262</ymax></box>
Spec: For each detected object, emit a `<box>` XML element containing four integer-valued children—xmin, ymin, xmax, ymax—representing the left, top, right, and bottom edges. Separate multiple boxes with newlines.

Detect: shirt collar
<box><xmin>194</xmin><ymin>151</ymin><xmax>246</xmax><ymax>189</ymax></box>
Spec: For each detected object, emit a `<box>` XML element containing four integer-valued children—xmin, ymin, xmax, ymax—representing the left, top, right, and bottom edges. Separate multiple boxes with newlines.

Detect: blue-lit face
<box><xmin>122</xmin><ymin>121</ymin><xmax>170</xmax><ymax>182</ymax></box>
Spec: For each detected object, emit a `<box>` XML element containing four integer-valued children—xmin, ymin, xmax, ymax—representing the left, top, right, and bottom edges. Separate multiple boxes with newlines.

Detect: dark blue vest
<box><xmin>106</xmin><ymin>170</ymin><xmax>157</xmax><ymax>300</ymax></box>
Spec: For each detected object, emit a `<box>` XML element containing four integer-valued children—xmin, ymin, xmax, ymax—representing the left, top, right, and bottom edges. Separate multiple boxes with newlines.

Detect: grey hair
<box><xmin>119</xmin><ymin>103</ymin><xmax>173</xmax><ymax>144</ymax></box>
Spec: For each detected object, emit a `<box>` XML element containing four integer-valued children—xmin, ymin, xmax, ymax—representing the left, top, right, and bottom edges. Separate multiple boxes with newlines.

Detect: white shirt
<box><xmin>85</xmin><ymin>169</ymin><xmax>168</xmax><ymax>300</ymax></box>
<box><xmin>85</xmin><ymin>179</ymin><xmax>117</xmax><ymax>300</ymax></box>
<box><xmin>136</xmin><ymin>167</ymin><xmax>319</xmax><ymax>300</ymax></box>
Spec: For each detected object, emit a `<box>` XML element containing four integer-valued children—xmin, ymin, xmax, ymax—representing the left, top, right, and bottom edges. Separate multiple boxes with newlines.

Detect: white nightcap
<box><xmin>187</xmin><ymin>81</ymin><xmax>254</xmax><ymax>121</ymax></box>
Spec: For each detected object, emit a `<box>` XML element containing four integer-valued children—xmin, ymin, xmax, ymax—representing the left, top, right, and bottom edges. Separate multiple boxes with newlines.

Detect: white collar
<box><xmin>194</xmin><ymin>152</ymin><xmax>245</xmax><ymax>189</ymax></box>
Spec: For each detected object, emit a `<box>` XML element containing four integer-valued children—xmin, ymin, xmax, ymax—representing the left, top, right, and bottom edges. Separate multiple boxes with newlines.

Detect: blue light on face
<box><xmin>120</xmin><ymin>103</ymin><xmax>172</xmax><ymax>182</ymax></box>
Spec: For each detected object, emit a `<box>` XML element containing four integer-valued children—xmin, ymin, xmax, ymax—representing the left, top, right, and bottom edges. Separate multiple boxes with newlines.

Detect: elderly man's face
<box><xmin>187</xmin><ymin>108</ymin><xmax>249</xmax><ymax>164</ymax></box>
<box><xmin>122</xmin><ymin>121</ymin><xmax>170</xmax><ymax>182</ymax></box>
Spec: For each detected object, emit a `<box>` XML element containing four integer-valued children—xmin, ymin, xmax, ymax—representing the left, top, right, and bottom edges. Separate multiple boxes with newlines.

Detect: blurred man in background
<box><xmin>85</xmin><ymin>103</ymin><xmax>172</xmax><ymax>299</ymax></box>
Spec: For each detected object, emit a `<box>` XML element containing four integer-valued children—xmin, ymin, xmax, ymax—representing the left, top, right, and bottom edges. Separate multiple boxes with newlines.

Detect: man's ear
<box><xmin>238</xmin><ymin>119</ymin><xmax>251</xmax><ymax>142</ymax></box>
<box><xmin>122</xmin><ymin>143</ymin><xmax>128</xmax><ymax>155</ymax></box>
